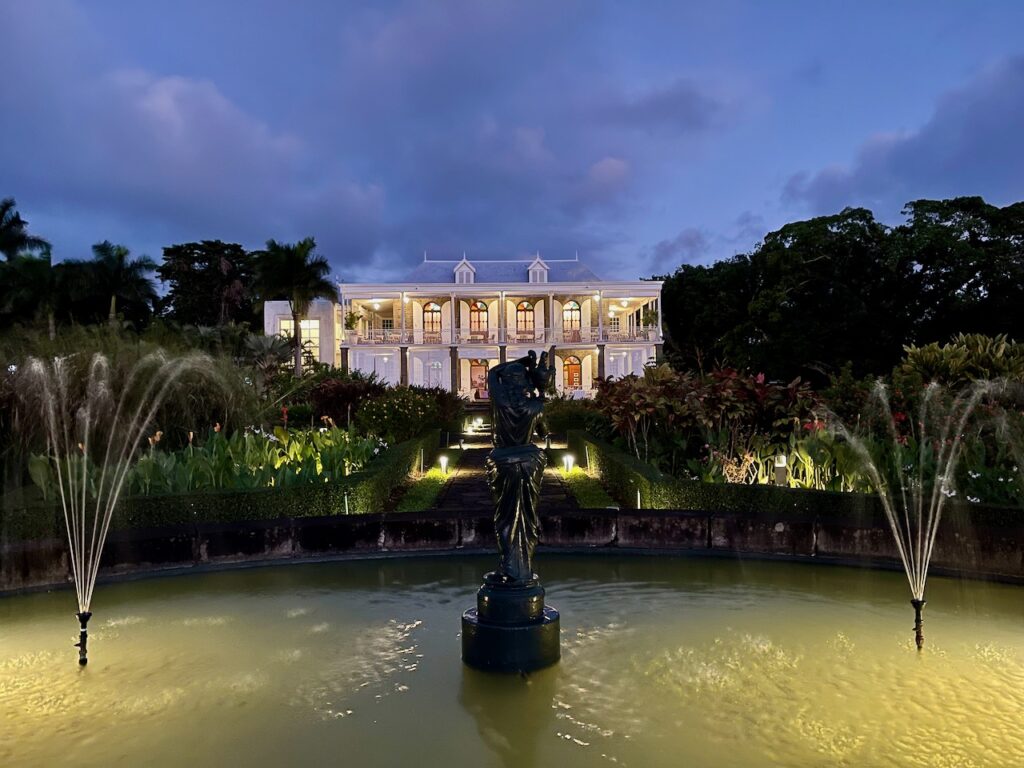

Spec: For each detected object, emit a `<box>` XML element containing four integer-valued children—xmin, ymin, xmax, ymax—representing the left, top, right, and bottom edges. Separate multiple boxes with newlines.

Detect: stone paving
<box><xmin>430</xmin><ymin>431</ymin><xmax>577</xmax><ymax>514</ymax></box>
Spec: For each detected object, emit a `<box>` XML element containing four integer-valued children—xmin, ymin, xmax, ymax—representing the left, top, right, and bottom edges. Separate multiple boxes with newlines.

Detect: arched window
<box><xmin>562</xmin><ymin>300</ymin><xmax>581</xmax><ymax>331</ymax></box>
<box><xmin>469</xmin><ymin>301</ymin><xmax>488</xmax><ymax>333</ymax></box>
<box><xmin>516</xmin><ymin>301</ymin><xmax>534</xmax><ymax>336</ymax></box>
<box><xmin>423</xmin><ymin>302</ymin><xmax>442</xmax><ymax>333</ymax></box>
<box><xmin>563</xmin><ymin>355</ymin><xmax>582</xmax><ymax>390</ymax></box>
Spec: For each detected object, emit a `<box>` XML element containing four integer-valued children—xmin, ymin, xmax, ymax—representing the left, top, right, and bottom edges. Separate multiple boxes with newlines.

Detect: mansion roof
<box><xmin>403</xmin><ymin>256</ymin><xmax>602</xmax><ymax>284</ymax></box>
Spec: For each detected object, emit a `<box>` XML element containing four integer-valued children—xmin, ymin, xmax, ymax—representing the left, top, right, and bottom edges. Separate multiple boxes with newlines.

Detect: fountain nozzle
<box><xmin>75</xmin><ymin>611</ymin><xmax>92</xmax><ymax>666</ymax></box>
<box><xmin>910</xmin><ymin>599</ymin><xmax>925</xmax><ymax>651</ymax></box>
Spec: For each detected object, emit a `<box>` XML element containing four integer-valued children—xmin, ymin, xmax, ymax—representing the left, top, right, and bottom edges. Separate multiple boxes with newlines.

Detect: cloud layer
<box><xmin>2</xmin><ymin>1</ymin><xmax>1024</xmax><ymax>280</ymax></box>
<box><xmin>785</xmin><ymin>57</ymin><xmax>1024</xmax><ymax>217</ymax></box>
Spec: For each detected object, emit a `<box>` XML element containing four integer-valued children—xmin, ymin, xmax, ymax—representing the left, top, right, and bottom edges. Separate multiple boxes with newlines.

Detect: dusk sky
<box><xmin>3</xmin><ymin>1</ymin><xmax>1024</xmax><ymax>282</ymax></box>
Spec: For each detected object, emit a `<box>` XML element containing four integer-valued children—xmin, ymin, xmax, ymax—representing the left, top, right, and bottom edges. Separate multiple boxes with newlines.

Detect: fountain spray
<box><xmin>831</xmin><ymin>380</ymin><xmax>996</xmax><ymax>652</ymax></box>
<box><xmin>21</xmin><ymin>352</ymin><xmax>209</xmax><ymax>666</ymax></box>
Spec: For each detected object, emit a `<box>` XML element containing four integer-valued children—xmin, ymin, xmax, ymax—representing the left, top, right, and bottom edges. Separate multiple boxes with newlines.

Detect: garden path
<box><xmin>430</xmin><ymin>432</ymin><xmax>576</xmax><ymax>514</ymax></box>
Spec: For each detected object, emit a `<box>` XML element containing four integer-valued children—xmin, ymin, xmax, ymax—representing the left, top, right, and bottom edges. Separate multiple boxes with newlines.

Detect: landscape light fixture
<box><xmin>439</xmin><ymin>454</ymin><xmax>449</xmax><ymax>475</ymax></box>
<box><xmin>563</xmin><ymin>454</ymin><xmax>575</xmax><ymax>473</ymax></box>
<box><xmin>774</xmin><ymin>454</ymin><xmax>788</xmax><ymax>486</ymax></box>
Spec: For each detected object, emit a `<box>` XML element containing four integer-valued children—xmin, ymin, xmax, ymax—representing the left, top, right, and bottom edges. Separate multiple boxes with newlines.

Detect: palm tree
<box><xmin>87</xmin><ymin>241</ymin><xmax>158</xmax><ymax>326</ymax></box>
<box><xmin>1</xmin><ymin>254</ymin><xmax>62</xmax><ymax>339</ymax></box>
<box><xmin>0</xmin><ymin>198</ymin><xmax>50</xmax><ymax>260</ymax></box>
<box><xmin>254</xmin><ymin>237</ymin><xmax>337</xmax><ymax>377</ymax></box>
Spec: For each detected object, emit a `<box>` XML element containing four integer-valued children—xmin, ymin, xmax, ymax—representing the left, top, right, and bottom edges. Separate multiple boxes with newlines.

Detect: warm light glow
<box><xmin>474</xmin><ymin>417</ymin><xmax>483</xmax><ymax>427</ymax></box>
<box><xmin>593</xmin><ymin>294</ymin><xmax>601</xmax><ymax>302</ymax></box>
<box><xmin>439</xmin><ymin>454</ymin><xmax>449</xmax><ymax>475</ymax></box>
<box><xmin>403</xmin><ymin>294</ymin><xmax>409</xmax><ymax>304</ymax></box>
<box><xmin>563</xmin><ymin>454</ymin><xmax>575</xmax><ymax>473</ymax></box>
<box><xmin>608</xmin><ymin>310</ymin><xmax>615</xmax><ymax>318</ymax></box>
<box><xmin>620</xmin><ymin>299</ymin><xmax>628</xmax><ymax>307</ymax></box>
<box><xmin>373</xmin><ymin>302</ymin><xmax>381</xmax><ymax>311</ymax></box>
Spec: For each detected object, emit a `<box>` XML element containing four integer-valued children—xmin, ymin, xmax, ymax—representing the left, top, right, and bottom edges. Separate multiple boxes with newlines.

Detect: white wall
<box><xmin>409</xmin><ymin>349</ymin><xmax>450</xmax><ymax>389</ymax></box>
<box><xmin>263</xmin><ymin>299</ymin><xmax>337</xmax><ymax>366</ymax></box>
<box><xmin>350</xmin><ymin>349</ymin><xmax>400</xmax><ymax>385</ymax></box>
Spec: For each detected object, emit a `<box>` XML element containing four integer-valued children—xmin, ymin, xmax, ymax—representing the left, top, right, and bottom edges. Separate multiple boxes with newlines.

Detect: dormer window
<box><xmin>454</xmin><ymin>257</ymin><xmax>475</xmax><ymax>284</ymax></box>
<box><xmin>528</xmin><ymin>255</ymin><xmax>548</xmax><ymax>283</ymax></box>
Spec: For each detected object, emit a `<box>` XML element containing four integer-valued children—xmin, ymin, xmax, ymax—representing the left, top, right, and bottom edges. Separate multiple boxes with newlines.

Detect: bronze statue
<box><xmin>462</xmin><ymin>350</ymin><xmax>560</xmax><ymax>673</ymax></box>
<box><xmin>485</xmin><ymin>351</ymin><xmax>554</xmax><ymax>584</ymax></box>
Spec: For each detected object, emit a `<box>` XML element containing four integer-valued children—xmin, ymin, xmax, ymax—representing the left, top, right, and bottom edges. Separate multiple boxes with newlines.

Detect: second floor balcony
<box><xmin>343</xmin><ymin>326</ymin><xmax>661</xmax><ymax>346</ymax></box>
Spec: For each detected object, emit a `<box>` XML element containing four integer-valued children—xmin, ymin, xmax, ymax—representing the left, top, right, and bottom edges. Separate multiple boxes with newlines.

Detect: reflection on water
<box><xmin>1</xmin><ymin>555</ymin><xmax>1023</xmax><ymax>767</ymax></box>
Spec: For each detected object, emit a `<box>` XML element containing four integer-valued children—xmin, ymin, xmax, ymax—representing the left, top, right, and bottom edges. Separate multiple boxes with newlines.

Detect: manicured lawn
<box><xmin>561</xmin><ymin>467</ymin><xmax>617</xmax><ymax>509</ymax></box>
<box><xmin>395</xmin><ymin>453</ymin><xmax>461</xmax><ymax>512</ymax></box>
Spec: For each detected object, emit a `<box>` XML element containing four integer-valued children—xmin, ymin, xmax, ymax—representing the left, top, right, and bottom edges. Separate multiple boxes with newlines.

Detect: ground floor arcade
<box><xmin>344</xmin><ymin>343</ymin><xmax>657</xmax><ymax>399</ymax></box>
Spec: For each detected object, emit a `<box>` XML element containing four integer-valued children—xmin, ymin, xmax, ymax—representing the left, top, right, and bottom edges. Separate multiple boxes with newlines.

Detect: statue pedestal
<box><xmin>461</xmin><ymin>575</ymin><xmax>560</xmax><ymax>673</ymax></box>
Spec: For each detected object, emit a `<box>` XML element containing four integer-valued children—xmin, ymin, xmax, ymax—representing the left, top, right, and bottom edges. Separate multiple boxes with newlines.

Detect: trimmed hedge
<box><xmin>0</xmin><ymin>430</ymin><xmax>441</xmax><ymax>543</ymax></box>
<box><xmin>569</xmin><ymin>430</ymin><xmax>880</xmax><ymax>522</ymax></box>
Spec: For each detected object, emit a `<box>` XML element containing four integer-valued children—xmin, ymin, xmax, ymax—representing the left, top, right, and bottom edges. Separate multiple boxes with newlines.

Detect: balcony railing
<box><xmin>344</xmin><ymin>326</ymin><xmax>662</xmax><ymax>346</ymax></box>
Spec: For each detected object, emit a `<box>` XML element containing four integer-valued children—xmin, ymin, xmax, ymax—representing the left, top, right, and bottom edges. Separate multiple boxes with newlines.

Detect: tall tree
<box><xmin>893</xmin><ymin>197</ymin><xmax>1024</xmax><ymax>344</ymax></box>
<box><xmin>744</xmin><ymin>207</ymin><xmax>911</xmax><ymax>380</ymax></box>
<box><xmin>0</xmin><ymin>255</ymin><xmax>62</xmax><ymax>338</ymax></box>
<box><xmin>0</xmin><ymin>198</ymin><xmax>50</xmax><ymax>260</ymax></box>
<box><xmin>253</xmin><ymin>237</ymin><xmax>337</xmax><ymax>376</ymax></box>
<box><xmin>657</xmin><ymin>255</ymin><xmax>755</xmax><ymax>373</ymax></box>
<box><xmin>156</xmin><ymin>240</ymin><xmax>256</xmax><ymax>326</ymax></box>
<box><xmin>80</xmin><ymin>241</ymin><xmax>158</xmax><ymax>326</ymax></box>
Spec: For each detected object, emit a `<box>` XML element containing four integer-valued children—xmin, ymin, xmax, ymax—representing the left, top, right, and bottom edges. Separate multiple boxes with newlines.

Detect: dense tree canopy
<box><xmin>156</xmin><ymin>240</ymin><xmax>256</xmax><ymax>326</ymax></box>
<box><xmin>659</xmin><ymin>197</ymin><xmax>1024</xmax><ymax>382</ymax></box>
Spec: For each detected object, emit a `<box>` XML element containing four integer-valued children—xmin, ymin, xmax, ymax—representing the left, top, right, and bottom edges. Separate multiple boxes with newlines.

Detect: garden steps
<box><xmin>429</xmin><ymin>434</ymin><xmax>577</xmax><ymax>515</ymax></box>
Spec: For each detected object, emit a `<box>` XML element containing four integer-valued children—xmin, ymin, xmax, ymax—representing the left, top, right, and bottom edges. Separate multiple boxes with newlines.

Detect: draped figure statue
<box><xmin>484</xmin><ymin>351</ymin><xmax>554</xmax><ymax>585</ymax></box>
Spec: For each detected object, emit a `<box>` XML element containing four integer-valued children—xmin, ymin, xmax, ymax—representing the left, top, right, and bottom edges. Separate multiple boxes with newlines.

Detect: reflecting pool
<box><xmin>2</xmin><ymin>555</ymin><xmax>1023</xmax><ymax>767</ymax></box>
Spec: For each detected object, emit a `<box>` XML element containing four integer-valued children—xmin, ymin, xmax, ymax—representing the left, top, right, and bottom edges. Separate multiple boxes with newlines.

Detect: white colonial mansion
<box><xmin>263</xmin><ymin>255</ymin><xmax>663</xmax><ymax>398</ymax></box>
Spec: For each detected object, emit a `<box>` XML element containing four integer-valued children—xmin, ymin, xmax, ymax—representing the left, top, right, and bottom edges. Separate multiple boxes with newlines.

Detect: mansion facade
<box><xmin>263</xmin><ymin>255</ymin><xmax>663</xmax><ymax>398</ymax></box>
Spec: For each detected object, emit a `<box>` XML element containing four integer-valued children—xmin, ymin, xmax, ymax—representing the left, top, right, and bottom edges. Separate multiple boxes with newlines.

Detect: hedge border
<box><xmin>566</xmin><ymin>430</ymin><xmax>1019</xmax><ymax>526</ymax></box>
<box><xmin>0</xmin><ymin>430</ymin><xmax>441</xmax><ymax>544</ymax></box>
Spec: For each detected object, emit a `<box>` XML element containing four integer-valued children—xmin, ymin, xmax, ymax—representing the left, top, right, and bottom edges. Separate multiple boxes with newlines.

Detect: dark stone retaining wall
<box><xmin>3</xmin><ymin>506</ymin><xmax>1024</xmax><ymax>593</ymax></box>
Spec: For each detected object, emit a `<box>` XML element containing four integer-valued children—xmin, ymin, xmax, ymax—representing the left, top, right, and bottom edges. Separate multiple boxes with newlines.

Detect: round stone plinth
<box><xmin>461</xmin><ymin>606</ymin><xmax>560</xmax><ymax>673</ymax></box>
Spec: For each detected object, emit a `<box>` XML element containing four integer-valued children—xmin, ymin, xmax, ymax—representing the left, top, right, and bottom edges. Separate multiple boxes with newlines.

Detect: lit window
<box><xmin>516</xmin><ymin>301</ymin><xmax>534</xmax><ymax>333</ymax></box>
<box><xmin>279</xmin><ymin>319</ymin><xmax>321</xmax><ymax>360</ymax></box>
<box><xmin>470</xmin><ymin>301</ymin><xmax>488</xmax><ymax>333</ymax></box>
<box><xmin>423</xmin><ymin>302</ymin><xmax>442</xmax><ymax>333</ymax></box>
<box><xmin>562</xmin><ymin>300</ymin><xmax>581</xmax><ymax>331</ymax></box>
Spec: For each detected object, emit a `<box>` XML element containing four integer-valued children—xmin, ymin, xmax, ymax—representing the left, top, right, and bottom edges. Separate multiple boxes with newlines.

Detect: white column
<box><xmin>400</xmin><ymin>292</ymin><xmax>406</xmax><ymax>341</ymax></box>
<box><xmin>656</xmin><ymin>296</ymin><xmax>662</xmax><ymax>338</ymax></box>
<box><xmin>597</xmin><ymin>291</ymin><xmax>604</xmax><ymax>341</ymax></box>
<box><xmin>450</xmin><ymin>292</ymin><xmax>456</xmax><ymax>344</ymax></box>
<box><xmin>499</xmin><ymin>290</ymin><xmax>506</xmax><ymax>343</ymax></box>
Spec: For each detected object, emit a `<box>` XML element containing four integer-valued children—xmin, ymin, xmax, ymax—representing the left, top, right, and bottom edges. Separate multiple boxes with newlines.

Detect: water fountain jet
<box><xmin>830</xmin><ymin>379</ymin><xmax>998</xmax><ymax>651</ymax></box>
<box><xmin>18</xmin><ymin>351</ymin><xmax>211</xmax><ymax>665</ymax></box>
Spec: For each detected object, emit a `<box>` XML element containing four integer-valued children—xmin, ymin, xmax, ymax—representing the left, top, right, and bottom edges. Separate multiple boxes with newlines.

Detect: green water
<box><xmin>2</xmin><ymin>555</ymin><xmax>1023</xmax><ymax>767</ymax></box>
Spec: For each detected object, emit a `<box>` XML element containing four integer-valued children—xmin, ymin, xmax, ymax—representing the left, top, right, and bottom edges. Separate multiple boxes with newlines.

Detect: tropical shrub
<box><xmin>355</xmin><ymin>386</ymin><xmax>440</xmax><ymax>444</ymax></box>
<box><xmin>542</xmin><ymin>397</ymin><xmax>608</xmax><ymax>436</ymax></box>
<box><xmin>899</xmin><ymin>334</ymin><xmax>1024</xmax><ymax>387</ymax></box>
<box><xmin>594</xmin><ymin>364</ymin><xmax>818</xmax><ymax>478</ymax></box>
<box><xmin>23</xmin><ymin>423</ymin><xmax>386</xmax><ymax>498</ymax></box>
<box><xmin>419</xmin><ymin>385</ymin><xmax>466</xmax><ymax>434</ymax></box>
<box><xmin>310</xmin><ymin>370</ymin><xmax>386</xmax><ymax>428</ymax></box>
